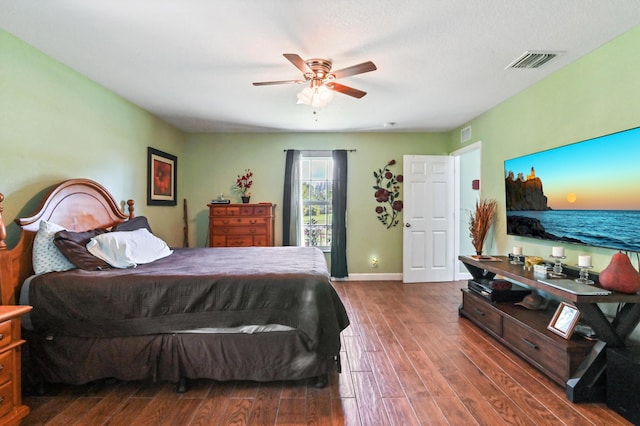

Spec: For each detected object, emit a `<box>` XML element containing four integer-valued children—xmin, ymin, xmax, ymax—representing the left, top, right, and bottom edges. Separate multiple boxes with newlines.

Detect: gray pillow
<box><xmin>54</xmin><ymin>229</ymin><xmax>111</xmax><ymax>271</ymax></box>
<box><xmin>112</xmin><ymin>216</ymin><xmax>153</xmax><ymax>234</ymax></box>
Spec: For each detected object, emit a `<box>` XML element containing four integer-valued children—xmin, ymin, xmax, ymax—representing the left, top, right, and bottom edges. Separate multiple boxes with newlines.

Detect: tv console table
<box><xmin>458</xmin><ymin>255</ymin><xmax>640</xmax><ymax>403</ymax></box>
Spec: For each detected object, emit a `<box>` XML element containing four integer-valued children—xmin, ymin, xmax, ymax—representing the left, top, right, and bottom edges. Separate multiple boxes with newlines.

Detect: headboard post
<box><xmin>127</xmin><ymin>199</ymin><xmax>135</xmax><ymax>219</ymax></box>
<box><xmin>0</xmin><ymin>192</ymin><xmax>15</xmax><ymax>304</ymax></box>
<box><xmin>0</xmin><ymin>193</ymin><xmax>6</xmax><ymax>250</ymax></box>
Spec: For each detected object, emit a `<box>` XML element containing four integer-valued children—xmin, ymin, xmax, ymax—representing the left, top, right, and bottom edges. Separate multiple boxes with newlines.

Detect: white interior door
<box><xmin>403</xmin><ymin>155</ymin><xmax>455</xmax><ymax>283</ymax></box>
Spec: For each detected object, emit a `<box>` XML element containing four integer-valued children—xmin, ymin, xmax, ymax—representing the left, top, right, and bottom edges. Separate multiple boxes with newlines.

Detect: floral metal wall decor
<box><xmin>373</xmin><ymin>159</ymin><xmax>403</xmax><ymax>229</ymax></box>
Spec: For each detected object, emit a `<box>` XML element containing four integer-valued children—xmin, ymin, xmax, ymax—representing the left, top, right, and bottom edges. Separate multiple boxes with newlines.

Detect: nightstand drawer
<box><xmin>0</xmin><ymin>351</ymin><xmax>13</xmax><ymax>386</ymax></box>
<box><xmin>0</xmin><ymin>321</ymin><xmax>12</xmax><ymax>350</ymax></box>
<box><xmin>0</xmin><ymin>379</ymin><xmax>14</xmax><ymax>418</ymax></box>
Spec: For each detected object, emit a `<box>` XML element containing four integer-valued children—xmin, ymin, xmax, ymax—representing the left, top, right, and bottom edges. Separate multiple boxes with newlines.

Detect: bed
<box><xmin>0</xmin><ymin>178</ymin><xmax>349</xmax><ymax>392</ymax></box>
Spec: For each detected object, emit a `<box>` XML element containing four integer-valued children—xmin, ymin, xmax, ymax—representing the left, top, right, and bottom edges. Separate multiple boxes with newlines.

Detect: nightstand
<box><xmin>0</xmin><ymin>305</ymin><xmax>32</xmax><ymax>425</ymax></box>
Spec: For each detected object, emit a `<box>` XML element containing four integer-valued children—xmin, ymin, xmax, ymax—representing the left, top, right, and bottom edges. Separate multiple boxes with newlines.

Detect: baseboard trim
<box><xmin>336</xmin><ymin>273</ymin><xmax>403</xmax><ymax>281</ymax></box>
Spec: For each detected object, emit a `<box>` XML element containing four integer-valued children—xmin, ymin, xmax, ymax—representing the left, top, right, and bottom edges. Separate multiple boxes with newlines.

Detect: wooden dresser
<box><xmin>0</xmin><ymin>305</ymin><xmax>32</xmax><ymax>425</ymax></box>
<box><xmin>208</xmin><ymin>203</ymin><xmax>275</xmax><ymax>247</ymax></box>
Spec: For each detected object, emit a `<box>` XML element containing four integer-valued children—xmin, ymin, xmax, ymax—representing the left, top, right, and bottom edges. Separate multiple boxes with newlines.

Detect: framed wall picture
<box><xmin>147</xmin><ymin>147</ymin><xmax>177</xmax><ymax>206</ymax></box>
<box><xmin>547</xmin><ymin>302</ymin><xmax>581</xmax><ymax>339</ymax></box>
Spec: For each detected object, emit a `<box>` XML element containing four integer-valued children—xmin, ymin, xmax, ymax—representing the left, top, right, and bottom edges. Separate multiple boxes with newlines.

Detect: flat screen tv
<box><xmin>504</xmin><ymin>126</ymin><xmax>640</xmax><ymax>253</ymax></box>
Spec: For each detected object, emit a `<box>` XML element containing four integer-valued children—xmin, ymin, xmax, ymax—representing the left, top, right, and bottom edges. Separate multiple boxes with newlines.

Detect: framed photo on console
<box><xmin>147</xmin><ymin>147</ymin><xmax>177</xmax><ymax>206</ymax></box>
<box><xmin>548</xmin><ymin>302</ymin><xmax>581</xmax><ymax>339</ymax></box>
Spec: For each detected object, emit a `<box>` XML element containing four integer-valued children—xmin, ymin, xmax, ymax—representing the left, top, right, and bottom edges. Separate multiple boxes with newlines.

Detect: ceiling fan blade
<box><xmin>326</xmin><ymin>82</ymin><xmax>367</xmax><ymax>99</ymax></box>
<box><xmin>252</xmin><ymin>79</ymin><xmax>305</xmax><ymax>86</ymax></box>
<box><xmin>283</xmin><ymin>53</ymin><xmax>312</xmax><ymax>74</ymax></box>
<box><xmin>330</xmin><ymin>61</ymin><xmax>377</xmax><ymax>79</ymax></box>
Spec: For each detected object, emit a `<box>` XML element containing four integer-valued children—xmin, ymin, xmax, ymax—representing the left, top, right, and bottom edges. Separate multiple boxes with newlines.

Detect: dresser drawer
<box><xmin>213</xmin><ymin>226</ymin><xmax>267</xmax><ymax>236</ymax></box>
<box><xmin>211</xmin><ymin>236</ymin><xmax>228</xmax><ymax>247</ymax></box>
<box><xmin>211</xmin><ymin>206</ymin><xmax>241</xmax><ymax>216</ymax></box>
<box><xmin>252</xmin><ymin>236</ymin><xmax>268</xmax><ymax>246</ymax></box>
<box><xmin>462</xmin><ymin>291</ymin><xmax>502</xmax><ymax>336</ymax></box>
<box><xmin>0</xmin><ymin>321</ymin><xmax>12</xmax><ymax>350</ymax></box>
<box><xmin>239</xmin><ymin>206</ymin><xmax>272</xmax><ymax>216</ymax></box>
<box><xmin>503</xmin><ymin>316</ymin><xmax>568</xmax><ymax>381</ymax></box>
<box><xmin>212</xmin><ymin>217</ymin><xmax>268</xmax><ymax>227</ymax></box>
<box><xmin>0</xmin><ymin>380</ymin><xmax>14</xmax><ymax>418</ymax></box>
<box><xmin>224</xmin><ymin>236</ymin><xmax>254</xmax><ymax>247</ymax></box>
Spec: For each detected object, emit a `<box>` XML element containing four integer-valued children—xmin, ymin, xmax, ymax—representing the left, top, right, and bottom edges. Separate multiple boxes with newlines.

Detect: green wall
<box><xmin>0</xmin><ymin>29</ymin><xmax>187</xmax><ymax>247</ymax></box>
<box><xmin>183</xmin><ymin>132</ymin><xmax>449</xmax><ymax>273</ymax></box>
<box><xmin>449</xmin><ymin>24</ymin><xmax>640</xmax><ymax>273</ymax></box>
<box><xmin>3</xmin><ymin>22</ymin><xmax>640</xmax><ymax>276</ymax></box>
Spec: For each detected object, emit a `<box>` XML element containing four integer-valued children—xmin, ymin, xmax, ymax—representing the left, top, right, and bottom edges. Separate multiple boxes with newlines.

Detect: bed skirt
<box><xmin>24</xmin><ymin>329</ymin><xmax>338</xmax><ymax>388</ymax></box>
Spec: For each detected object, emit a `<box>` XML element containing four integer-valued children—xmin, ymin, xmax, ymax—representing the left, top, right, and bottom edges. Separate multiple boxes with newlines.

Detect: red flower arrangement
<box><xmin>234</xmin><ymin>169</ymin><xmax>253</xmax><ymax>195</ymax></box>
<box><xmin>373</xmin><ymin>159</ymin><xmax>403</xmax><ymax>229</ymax></box>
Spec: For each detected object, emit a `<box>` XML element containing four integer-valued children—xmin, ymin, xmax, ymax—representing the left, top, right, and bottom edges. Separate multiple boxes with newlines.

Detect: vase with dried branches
<box><xmin>469</xmin><ymin>198</ymin><xmax>497</xmax><ymax>255</ymax></box>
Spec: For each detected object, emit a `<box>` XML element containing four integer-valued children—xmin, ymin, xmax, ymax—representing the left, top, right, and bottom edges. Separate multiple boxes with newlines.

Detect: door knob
<box><xmin>405</xmin><ymin>223</ymin><xmax>411</xmax><ymax>228</ymax></box>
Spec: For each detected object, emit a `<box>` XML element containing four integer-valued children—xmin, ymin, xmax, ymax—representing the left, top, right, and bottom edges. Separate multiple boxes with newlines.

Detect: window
<box><xmin>300</xmin><ymin>152</ymin><xmax>333</xmax><ymax>250</ymax></box>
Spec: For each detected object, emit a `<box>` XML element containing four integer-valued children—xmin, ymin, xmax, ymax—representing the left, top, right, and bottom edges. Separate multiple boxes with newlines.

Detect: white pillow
<box><xmin>86</xmin><ymin>228</ymin><xmax>173</xmax><ymax>268</ymax></box>
<box><xmin>32</xmin><ymin>220</ymin><xmax>76</xmax><ymax>274</ymax></box>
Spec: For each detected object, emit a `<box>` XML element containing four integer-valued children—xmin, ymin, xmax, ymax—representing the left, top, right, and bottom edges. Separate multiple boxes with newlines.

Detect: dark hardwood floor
<box><xmin>22</xmin><ymin>280</ymin><xmax>631</xmax><ymax>425</ymax></box>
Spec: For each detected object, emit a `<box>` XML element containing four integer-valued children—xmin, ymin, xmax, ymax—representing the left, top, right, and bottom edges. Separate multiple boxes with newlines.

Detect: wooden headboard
<box><xmin>0</xmin><ymin>178</ymin><xmax>134</xmax><ymax>305</ymax></box>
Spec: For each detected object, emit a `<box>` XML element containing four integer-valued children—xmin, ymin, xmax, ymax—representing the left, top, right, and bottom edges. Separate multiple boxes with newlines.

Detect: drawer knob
<box><xmin>0</xmin><ymin>364</ymin><xmax>4</xmax><ymax>372</ymax></box>
<box><xmin>473</xmin><ymin>307</ymin><xmax>485</xmax><ymax>317</ymax></box>
<box><xmin>0</xmin><ymin>334</ymin><xmax>4</xmax><ymax>341</ymax></box>
<box><xmin>521</xmin><ymin>338</ymin><xmax>539</xmax><ymax>350</ymax></box>
<box><xmin>0</xmin><ymin>396</ymin><xmax>3</xmax><ymax>405</ymax></box>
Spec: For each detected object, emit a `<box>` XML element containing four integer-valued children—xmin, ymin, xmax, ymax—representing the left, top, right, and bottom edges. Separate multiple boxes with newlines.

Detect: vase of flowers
<box><xmin>234</xmin><ymin>169</ymin><xmax>253</xmax><ymax>203</ymax></box>
<box><xmin>469</xmin><ymin>198</ymin><xmax>497</xmax><ymax>255</ymax></box>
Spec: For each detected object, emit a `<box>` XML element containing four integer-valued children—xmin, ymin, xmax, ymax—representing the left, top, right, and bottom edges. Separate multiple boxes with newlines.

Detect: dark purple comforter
<box><xmin>29</xmin><ymin>246</ymin><xmax>349</xmax><ymax>357</ymax></box>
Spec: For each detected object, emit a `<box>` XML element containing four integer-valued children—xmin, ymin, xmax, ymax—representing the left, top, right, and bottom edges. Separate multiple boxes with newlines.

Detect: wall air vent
<box><xmin>506</xmin><ymin>51</ymin><xmax>561</xmax><ymax>69</ymax></box>
<box><xmin>461</xmin><ymin>126</ymin><xmax>471</xmax><ymax>143</ymax></box>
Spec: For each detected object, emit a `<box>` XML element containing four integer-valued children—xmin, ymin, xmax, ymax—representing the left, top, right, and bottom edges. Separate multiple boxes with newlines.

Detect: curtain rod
<box><xmin>283</xmin><ymin>149</ymin><xmax>356</xmax><ymax>152</ymax></box>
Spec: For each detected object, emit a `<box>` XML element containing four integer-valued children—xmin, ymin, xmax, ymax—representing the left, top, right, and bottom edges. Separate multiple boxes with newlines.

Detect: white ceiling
<box><xmin>2</xmin><ymin>1</ymin><xmax>640</xmax><ymax>133</ymax></box>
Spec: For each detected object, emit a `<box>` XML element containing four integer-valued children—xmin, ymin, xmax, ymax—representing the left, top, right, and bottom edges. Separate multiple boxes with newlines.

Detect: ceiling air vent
<box><xmin>506</xmin><ymin>51</ymin><xmax>561</xmax><ymax>69</ymax></box>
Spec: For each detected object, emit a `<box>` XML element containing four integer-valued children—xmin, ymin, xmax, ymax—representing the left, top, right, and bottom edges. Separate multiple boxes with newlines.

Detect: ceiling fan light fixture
<box><xmin>296</xmin><ymin>83</ymin><xmax>335</xmax><ymax>108</ymax></box>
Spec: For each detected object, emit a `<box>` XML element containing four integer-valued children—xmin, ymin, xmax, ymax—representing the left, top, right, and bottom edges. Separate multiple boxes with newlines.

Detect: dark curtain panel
<box><xmin>282</xmin><ymin>150</ymin><xmax>301</xmax><ymax>246</ymax></box>
<box><xmin>331</xmin><ymin>150</ymin><xmax>348</xmax><ymax>278</ymax></box>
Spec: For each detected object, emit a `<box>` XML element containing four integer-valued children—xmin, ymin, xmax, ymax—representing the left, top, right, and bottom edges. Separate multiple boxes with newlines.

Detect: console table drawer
<box><xmin>503</xmin><ymin>316</ymin><xmax>568</xmax><ymax>382</ymax></box>
<box><xmin>462</xmin><ymin>291</ymin><xmax>502</xmax><ymax>336</ymax></box>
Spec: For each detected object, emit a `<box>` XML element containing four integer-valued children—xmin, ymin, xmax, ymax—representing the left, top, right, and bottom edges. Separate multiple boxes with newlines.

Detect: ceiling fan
<box><xmin>253</xmin><ymin>53</ymin><xmax>377</xmax><ymax>107</ymax></box>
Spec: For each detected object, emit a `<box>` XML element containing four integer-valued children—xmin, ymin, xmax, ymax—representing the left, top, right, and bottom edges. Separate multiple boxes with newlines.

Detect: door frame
<box><xmin>452</xmin><ymin>141</ymin><xmax>482</xmax><ymax>281</ymax></box>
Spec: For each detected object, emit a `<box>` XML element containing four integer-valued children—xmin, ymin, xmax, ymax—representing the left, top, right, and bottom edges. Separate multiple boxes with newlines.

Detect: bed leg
<box><xmin>176</xmin><ymin>377</ymin><xmax>188</xmax><ymax>393</ymax></box>
<box><xmin>315</xmin><ymin>374</ymin><xmax>328</xmax><ymax>388</ymax></box>
<box><xmin>35</xmin><ymin>380</ymin><xmax>47</xmax><ymax>396</ymax></box>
